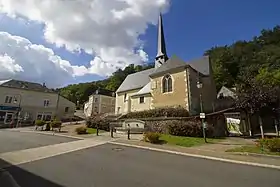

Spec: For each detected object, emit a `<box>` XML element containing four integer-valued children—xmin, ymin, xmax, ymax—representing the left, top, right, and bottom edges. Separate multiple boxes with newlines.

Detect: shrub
<box><xmin>168</xmin><ymin>120</ymin><xmax>214</xmax><ymax>138</ymax></box>
<box><xmin>51</xmin><ymin>120</ymin><xmax>62</xmax><ymax>128</ymax></box>
<box><xmin>144</xmin><ymin>132</ymin><xmax>161</xmax><ymax>144</ymax></box>
<box><xmin>50</xmin><ymin>120</ymin><xmax>62</xmax><ymax>131</ymax></box>
<box><xmin>86</xmin><ymin>117</ymin><xmax>110</xmax><ymax>131</ymax></box>
<box><xmin>35</xmin><ymin>120</ymin><xmax>45</xmax><ymax>126</ymax></box>
<box><xmin>121</xmin><ymin>107</ymin><xmax>190</xmax><ymax>119</ymax></box>
<box><xmin>45</xmin><ymin>121</ymin><xmax>51</xmax><ymax>131</ymax></box>
<box><xmin>258</xmin><ymin>138</ymin><xmax>280</xmax><ymax>152</ymax></box>
<box><xmin>75</xmin><ymin>126</ymin><xmax>88</xmax><ymax>135</ymax></box>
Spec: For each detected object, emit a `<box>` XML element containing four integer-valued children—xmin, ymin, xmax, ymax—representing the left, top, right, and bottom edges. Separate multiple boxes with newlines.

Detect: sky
<box><xmin>0</xmin><ymin>0</ymin><xmax>279</xmax><ymax>88</ymax></box>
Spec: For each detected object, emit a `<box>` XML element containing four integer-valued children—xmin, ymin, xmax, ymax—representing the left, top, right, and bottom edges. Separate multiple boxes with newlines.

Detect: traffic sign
<box><xmin>200</xmin><ymin>113</ymin><xmax>205</xmax><ymax>119</ymax></box>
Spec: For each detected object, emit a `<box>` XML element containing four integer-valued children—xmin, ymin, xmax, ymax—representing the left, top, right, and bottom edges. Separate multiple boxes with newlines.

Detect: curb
<box><xmin>232</xmin><ymin>152</ymin><xmax>280</xmax><ymax>160</ymax></box>
<box><xmin>18</xmin><ymin>130</ymin><xmax>85</xmax><ymax>140</ymax></box>
<box><xmin>109</xmin><ymin>142</ymin><xmax>280</xmax><ymax>170</ymax></box>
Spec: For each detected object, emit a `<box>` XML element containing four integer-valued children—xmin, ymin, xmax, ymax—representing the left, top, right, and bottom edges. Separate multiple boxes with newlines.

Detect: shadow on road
<box><xmin>0</xmin><ymin>159</ymin><xmax>63</xmax><ymax>187</ymax></box>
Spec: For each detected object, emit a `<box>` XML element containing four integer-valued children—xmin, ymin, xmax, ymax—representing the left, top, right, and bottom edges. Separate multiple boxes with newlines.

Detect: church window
<box><xmin>162</xmin><ymin>74</ymin><xmax>173</xmax><ymax>93</ymax></box>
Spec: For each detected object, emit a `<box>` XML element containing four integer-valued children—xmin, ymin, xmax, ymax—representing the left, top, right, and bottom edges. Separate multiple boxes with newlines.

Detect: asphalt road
<box><xmin>4</xmin><ymin>144</ymin><xmax>280</xmax><ymax>187</ymax></box>
<box><xmin>0</xmin><ymin>131</ymin><xmax>77</xmax><ymax>153</ymax></box>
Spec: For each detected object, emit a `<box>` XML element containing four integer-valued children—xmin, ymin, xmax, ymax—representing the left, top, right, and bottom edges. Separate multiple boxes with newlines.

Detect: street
<box><xmin>0</xmin><ymin>130</ymin><xmax>279</xmax><ymax>187</ymax></box>
<box><xmin>0</xmin><ymin>130</ymin><xmax>77</xmax><ymax>154</ymax></box>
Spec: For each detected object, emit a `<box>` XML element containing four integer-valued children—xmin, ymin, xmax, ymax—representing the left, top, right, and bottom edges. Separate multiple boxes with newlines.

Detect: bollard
<box><xmin>96</xmin><ymin>125</ymin><xmax>99</xmax><ymax>136</ymax></box>
<box><xmin>127</xmin><ymin>128</ymin><xmax>130</xmax><ymax>140</ymax></box>
<box><xmin>110</xmin><ymin>125</ymin><xmax>114</xmax><ymax>138</ymax></box>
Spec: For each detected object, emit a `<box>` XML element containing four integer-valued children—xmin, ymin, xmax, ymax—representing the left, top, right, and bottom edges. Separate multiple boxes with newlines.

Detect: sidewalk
<box><xmin>112</xmin><ymin>137</ymin><xmax>280</xmax><ymax>168</ymax></box>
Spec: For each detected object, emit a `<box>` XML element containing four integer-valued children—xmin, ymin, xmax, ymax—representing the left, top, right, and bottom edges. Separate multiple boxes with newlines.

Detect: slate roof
<box><xmin>149</xmin><ymin>56</ymin><xmax>186</xmax><ymax>77</ymax></box>
<box><xmin>116</xmin><ymin>56</ymin><xmax>210</xmax><ymax>93</ymax></box>
<box><xmin>0</xmin><ymin>79</ymin><xmax>55</xmax><ymax>93</ymax></box>
<box><xmin>131</xmin><ymin>82</ymin><xmax>151</xmax><ymax>97</ymax></box>
<box><xmin>188</xmin><ymin>56</ymin><xmax>210</xmax><ymax>76</ymax></box>
<box><xmin>116</xmin><ymin>68</ymin><xmax>155</xmax><ymax>93</ymax></box>
<box><xmin>150</xmin><ymin>56</ymin><xmax>210</xmax><ymax>77</ymax></box>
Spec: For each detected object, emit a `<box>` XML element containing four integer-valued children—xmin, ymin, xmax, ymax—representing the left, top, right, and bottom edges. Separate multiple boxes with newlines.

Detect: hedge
<box><xmin>86</xmin><ymin>116</ymin><xmax>110</xmax><ymax>131</ymax></box>
<box><xmin>168</xmin><ymin>120</ymin><xmax>214</xmax><ymax>138</ymax></box>
<box><xmin>121</xmin><ymin>107</ymin><xmax>190</xmax><ymax>119</ymax></box>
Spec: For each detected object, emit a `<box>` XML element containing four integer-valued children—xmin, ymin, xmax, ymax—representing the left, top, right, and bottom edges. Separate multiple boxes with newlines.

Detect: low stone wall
<box><xmin>140</xmin><ymin>115</ymin><xmax>228</xmax><ymax>137</ymax></box>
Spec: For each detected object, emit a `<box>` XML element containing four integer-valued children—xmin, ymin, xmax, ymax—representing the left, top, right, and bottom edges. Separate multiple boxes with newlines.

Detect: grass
<box><xmin>159</xmin><ymin>134</ymin><xmax>221</xmax><ymax>147</ymax></box>
<box><xmin>226</xmin><ymin>146</ymin><xmax>280</xmax><ymax>156</ymax></box>
<box><xmin>86</xmin><ymin>128</ymin><xmax>104</xmax><ymax>134</ymax></box>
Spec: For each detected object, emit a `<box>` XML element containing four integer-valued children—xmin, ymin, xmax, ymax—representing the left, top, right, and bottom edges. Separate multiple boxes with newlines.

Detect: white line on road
<box><xmin>110</xmin><ymin>142</ymin><xmax>280</xmax><ymax>170</ymax></box>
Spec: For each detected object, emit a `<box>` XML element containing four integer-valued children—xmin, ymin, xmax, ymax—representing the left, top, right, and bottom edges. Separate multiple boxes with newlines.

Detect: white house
<box><xmin>84</xmin><ymin>88</ymin><xmax>115</xmax><ymax>117</ymax></box>
<box><xmin>0</xmin><ymin>79</ymin><xmax>75</xmax><ymax>127</ymax></box>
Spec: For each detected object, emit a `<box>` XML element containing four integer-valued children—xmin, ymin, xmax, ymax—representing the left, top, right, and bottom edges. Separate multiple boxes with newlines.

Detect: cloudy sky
<box><xmin>0</xmin><ymin>0</ymin><xmax>279</xmax><ymax>88</ymax></box>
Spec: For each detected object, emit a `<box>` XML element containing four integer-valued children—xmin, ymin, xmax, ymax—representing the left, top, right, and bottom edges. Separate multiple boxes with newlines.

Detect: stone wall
<box><xmin>140</xmin><ymin>115</ymin><xmax>228</xmax><ymax>137</ymax></box>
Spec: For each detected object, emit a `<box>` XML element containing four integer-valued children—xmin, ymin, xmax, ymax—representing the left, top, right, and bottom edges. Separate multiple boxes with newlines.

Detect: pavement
<box><xmin>0</xmin><ymin>127</ymin><xmax>279</xmax><ymax>186</ymax></box>
<box><xmin>113</xmin><ymin>138</ymin><xmax>280</xmax><ymax>168</ymax></box>
<box><xmin>2</xmin><ymin>144</ymin><xmax>280</xmax><ymax>187</ymax></box>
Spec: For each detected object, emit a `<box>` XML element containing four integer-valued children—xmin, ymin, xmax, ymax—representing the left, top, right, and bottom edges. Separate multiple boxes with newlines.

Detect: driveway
<box><xmin>4</xmin><ymin>143</ymin><xmax>280</xmax><ymax>187</ymax></box>
<box><xmin>0</xmin><ymin>130</ymin><xmax>78</xmax><ymax>154</ymax></box>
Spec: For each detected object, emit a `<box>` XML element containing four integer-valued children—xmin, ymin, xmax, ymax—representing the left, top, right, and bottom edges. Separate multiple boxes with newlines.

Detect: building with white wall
<box><xmin>84</xmin><ymin>88</ymin><xmax>115</xmax><ymax>117</ymax></box>
<box><xmin>0</xmin><ymin>79</ymin><xmax>75</xmax><ymax>127</ymax></box>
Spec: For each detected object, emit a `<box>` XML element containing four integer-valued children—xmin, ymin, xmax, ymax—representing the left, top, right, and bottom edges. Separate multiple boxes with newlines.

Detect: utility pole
<box><xmin>197</xmin><ymin>81</ymin><xmax>207</xmax><ymax>143</ymax></box>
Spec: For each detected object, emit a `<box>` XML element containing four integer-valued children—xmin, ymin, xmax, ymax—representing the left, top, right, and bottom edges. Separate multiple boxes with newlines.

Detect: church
<box><xmin>115</xmin><ymin>14</ymin><xmax>217</xmax><ymax>116</ymax></box>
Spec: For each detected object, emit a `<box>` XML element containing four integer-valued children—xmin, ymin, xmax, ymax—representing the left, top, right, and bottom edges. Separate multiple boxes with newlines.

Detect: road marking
<box><xmin>0</xmin><ymin>138</ymin><xmax>113</xmax><ymax>168</ymax></box>
<box><xmin>110</xmin><ymin>142</ymin><xmax>280</xmax><ymax>170</ymax></box>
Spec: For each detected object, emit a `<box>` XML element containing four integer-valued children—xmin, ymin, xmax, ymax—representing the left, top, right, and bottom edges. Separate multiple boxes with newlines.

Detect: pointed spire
<box><xmin>157</xmin><ymin>13</ymin><xmax>167</xmax><ymax>57</ymax></box>
<box><xmin>155</xmin><ymin>13</ymin><xmax>168</xmax><ymax>68</ymax></box>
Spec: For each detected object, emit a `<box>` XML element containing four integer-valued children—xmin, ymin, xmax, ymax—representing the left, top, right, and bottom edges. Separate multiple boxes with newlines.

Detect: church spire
<box><xmin>155</xmin><ymin>13</ymin><xmax>168</xmax><ymax>68</ymax></box>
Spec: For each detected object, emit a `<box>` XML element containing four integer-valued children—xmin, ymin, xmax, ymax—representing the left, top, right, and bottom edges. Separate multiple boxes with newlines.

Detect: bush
<box><xmin>121</xmin><ymin>107</ymin><xmax>190</xmax><ymax>119</ymax></box>
<box><xmin>35</xmin><ymin>120</ymin><xmax>45</xmax><ymax>126</ymax></box>
<box><xmin>168</xmin><ymin>120</ymin><xmax>214</xmax><ymax>138</ymax></box>
<box><xmin>86</xmin><ymin>117</ymin><xmax>110</xmax><ymax>131</ymax></box>
<box><xmin>51</xmin><ymin>120</ymin><xmax>62</xmax><ymax>128</ymax></box>
<box><xmin>144</xmin><ymin>132</ymin><xmax>161</xmax><ymax>144</ymax></box>
<box><xmin>258</xmin><ymin>138</ymin><xmax>280</xmax><ymax>152</ymax></box>
<box><xmin>75</xmin><ymin>126</ymin><xmax>88</xmax><ymax>135</ymax></box>
<box><xmin>45</xmin><ymin>121</ymin><xmax>51</xmax><ymax>131</ymax></box>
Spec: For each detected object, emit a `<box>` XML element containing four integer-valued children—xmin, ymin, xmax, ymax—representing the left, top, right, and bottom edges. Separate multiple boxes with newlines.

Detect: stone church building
<box><xmin>115</xmin><ymin>14</ymin><xmax>217</xmax><ymax>116</ymax></box>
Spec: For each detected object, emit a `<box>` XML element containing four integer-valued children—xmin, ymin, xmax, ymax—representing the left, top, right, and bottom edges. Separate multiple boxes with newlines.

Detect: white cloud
<box><xmin>0</xmin><ymin>0</ymin><xmax>170</xmax><ymax>77</ymax></box>
<box><xmin>0</xmin><ymin>32</ymin><xmax>87</xmax><ymax>87</ymax></box>
<box><xmin>0</xmin><ymin>54</ymin><xmax>23</xmax><ymax>75</ymax></box>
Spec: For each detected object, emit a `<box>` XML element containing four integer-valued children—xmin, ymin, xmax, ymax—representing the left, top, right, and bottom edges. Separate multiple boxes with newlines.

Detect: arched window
<box><xmin>162</xmin><ymin>74</ymin><xmax>173</xmax><ymax>93</ymax></box>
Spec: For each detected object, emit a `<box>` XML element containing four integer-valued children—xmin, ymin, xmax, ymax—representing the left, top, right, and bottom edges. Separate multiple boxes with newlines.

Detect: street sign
<box><xmin>200</xmin><ymin>113</ymin><xmax>205</xmax><ymax>119</ymax></box>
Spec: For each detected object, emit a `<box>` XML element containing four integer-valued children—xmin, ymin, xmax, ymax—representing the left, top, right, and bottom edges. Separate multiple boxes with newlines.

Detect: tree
<box><xmin>58</xmin><ymin>63</ymin><xmax>153</xmax><ymax>104</ymax></box>
<box><xmin>235</xmin><ymin>77</ymin><xmax>280</xmax><ymax>117</ymax></box>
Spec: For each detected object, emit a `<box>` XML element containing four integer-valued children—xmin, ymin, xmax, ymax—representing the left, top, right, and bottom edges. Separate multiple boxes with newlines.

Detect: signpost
<box><xmin>200</xmin><ymin>113</ymin><xmax>205</xmax><ymax>119</ymax></box>
<box><xmin>200</xmin><ymin>112</ymin><xmax>207</xmax><ymax>143</ymax></box>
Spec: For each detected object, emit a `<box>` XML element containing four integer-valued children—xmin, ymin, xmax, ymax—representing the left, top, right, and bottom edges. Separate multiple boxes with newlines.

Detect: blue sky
<box><xmin>144</xmin><ymin>0</ymin><xmax>280</xmax><ymax>61</ymax></box>
<box><xmin>0</xmin><ymin>0</ymin><xmax>279</xmax><ymax>87</ymax></box>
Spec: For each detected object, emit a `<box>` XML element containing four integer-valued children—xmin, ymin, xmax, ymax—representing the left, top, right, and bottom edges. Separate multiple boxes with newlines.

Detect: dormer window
<box><xmin>162</xmin><ymin>74</ymin><xmax>173</xmax><ymax>93</ymax></box>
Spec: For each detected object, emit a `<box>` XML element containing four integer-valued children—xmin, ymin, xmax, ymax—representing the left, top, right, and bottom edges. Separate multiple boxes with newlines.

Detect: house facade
<box><xmin>0</xmin><ymin>79</ymin><xmax>75</xmax><ymax>127</ymax></box>
<box><xmin>115</xmin><ymin>14</ymin><xmax>217</xmax><ymax>115</ymax></box>
<box><xmin>84</xmin><ymin>88</ymin><xmax>115</xmax><ymax>117</ymax></box>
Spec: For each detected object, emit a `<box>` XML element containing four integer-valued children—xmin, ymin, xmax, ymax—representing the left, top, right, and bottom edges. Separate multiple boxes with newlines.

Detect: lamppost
<box><xmin>197</xmin><ymin>81</ymin><xmax>207</xmax><ymax>143</ymax></box>
<box><xmin>13</xmin><ymin>94</ymin><xmax>22</xmax><ymax>128</ymax></box>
